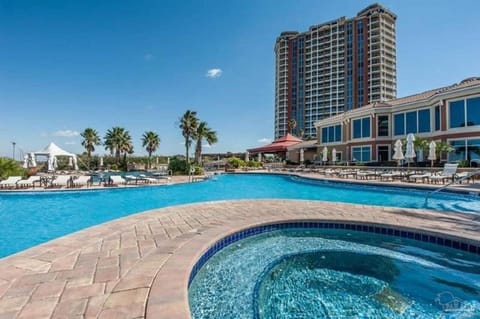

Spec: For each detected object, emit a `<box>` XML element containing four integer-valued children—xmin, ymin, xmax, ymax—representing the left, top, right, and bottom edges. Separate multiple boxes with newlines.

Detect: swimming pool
<box><xmin>188</xmin><ymin>227</ymin><xmax>480</xmax><ymax>318</ymax></box>
<box><xmin>0</xmin><ymin>174</ymin><xmax>478</xmax><ymax>258</ymax></box>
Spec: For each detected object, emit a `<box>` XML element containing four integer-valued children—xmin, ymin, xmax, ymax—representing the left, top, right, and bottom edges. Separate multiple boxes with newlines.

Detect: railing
<box><xmin>424</xmin><ymin>169</ymin><xmax>480</xmax><ymax>205</ymax></box>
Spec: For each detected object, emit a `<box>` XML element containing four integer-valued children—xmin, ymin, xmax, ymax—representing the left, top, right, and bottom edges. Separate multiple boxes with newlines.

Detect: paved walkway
<box><xmin>0</xmin><ymin>199</ymin><xmax>479</xmax><ymax>319</ymax></box>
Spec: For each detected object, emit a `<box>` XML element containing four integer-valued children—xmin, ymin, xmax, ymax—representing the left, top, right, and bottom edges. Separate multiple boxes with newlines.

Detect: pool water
<box><xmin>188</xmin><ymin>228</ymin><xmax>480</xmax><ymax>318</ymax></box>
<box><xmin>0</xmin><ymin>174</ymin><xmax>478</xmax><ymax>258</ymax></box>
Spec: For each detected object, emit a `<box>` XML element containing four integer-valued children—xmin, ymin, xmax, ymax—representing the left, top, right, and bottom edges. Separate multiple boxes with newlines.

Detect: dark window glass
<box><xmin>418</xmin><ymin>109</ymin><xmax>430</xmax><ymax>133</ymax></box>
<box><xmin>362</xmin><ymin>147</ymin><xmax>371</xmax><ymax>162</ymax></box>
<box><xmin>406</xmin><ymin>111</ymin><xmax>417</xmax><ymax>134</ymax></box>
<box><xmin>352</xmin><ymin>147</ymin><xmax>362</xmax><ymax>162</ymax></box>
<box><xmin>328</xmin><ymin>126</ymin><xmax>334</xmax><ymax>142</ymax></box>
<box><xmin>467</xmin><ymin>139</ymin><xmax>480</xmax><ymax>161</ymax></box>
<box><xmin>449</xmin><ymin>140</ymin><xmax>466</xmax><ymax>162</ymax></box>
<box><xmin>449</xmin><ymin>100</ymin><xmax>465</xmax><ymax>128</ymax></box>
<box><xmin>321</xmin><ymin>127</ymin><xmax>327</xmax><ymax>143</ymax></box>
<box><xmin>377</xmin><ymin>146</ymin><xmax>389</xmax><ymax>162</ymax></box>
<box><xmin>466</xmin><ymin>97</ymin><xmax>480</xmax><ymax>126</ymax></box>
<box><xmin>353</xmin><ymin>119</ymin><xmax>362</xmax><ymax>139</ymax></box>
<box><xmin>377</xmin><ymin>115</ymin><xmax>389</xmax><ymax>137</ymax></box>
<box><xmin>394</xmin><ymin>114</ymin><xmax>404</xmax><ymax>135</ymax></box>
<box><xmin>335</xmin><ymin>125</ymin><xmax>342</xmax><ymax>142</ymax></box>
<box><xmin>362</xmin><ymin>117</ymin><xmax>371</xmax><ymax>137</ymax></box>
<box><xmin>434</xmin><ymin>106</ymin><xmax>441</xmax><ymax>131</ymax></box>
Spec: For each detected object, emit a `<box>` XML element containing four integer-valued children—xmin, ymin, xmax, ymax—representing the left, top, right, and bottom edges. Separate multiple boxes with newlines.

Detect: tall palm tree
<box><xmin>80</xmin><ymin>128</ymin><xmax>101</xmax><ymax>166</ymax></box>
<box><xmin>194</xmin><ymin>121</ymin><xmax>218</xmax><ymax>164</ymax></box>
<box><xmin>141</xmin><ymin>131</ymin><xmax>160</xmax><ymax>169</ymax></box>
<box><xmin>179</xmin><ymin>110</ymin><xmax>198</xmax><ymax>163</ymax></box>
<box><xmin>104</xmin><ymin>127</ymin><xmax>133</xmax><ymax>164</ymax></box>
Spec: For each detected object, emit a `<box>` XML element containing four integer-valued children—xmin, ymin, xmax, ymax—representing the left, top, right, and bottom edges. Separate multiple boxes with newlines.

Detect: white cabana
<box><xmin>33</xmin><ymin>142</ymin><xmax>78</xmax><ymax>171</ymax></box>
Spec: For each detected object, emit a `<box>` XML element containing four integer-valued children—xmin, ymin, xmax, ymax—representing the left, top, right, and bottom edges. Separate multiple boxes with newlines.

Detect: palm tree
<box><xmin>80</xmin><ymin>128</ymin><xmax>101</xmax><ymax>167</ymax></box>
<box><xmin>194</xmin><ymin>121</ymin><xmax>218</xmax><ymax>164</ymax></box>
<box><xmin>142</xmin><ymin>131</ymin><xmax>160</xmax><ymax>169</ymax></box>
<box><xmin>179</xmin><ymin>110</ymin><xmax>198</xmax><ymax>163</ymax></box>
<box><xmin>104</xmin><ymin>127</ymin><xmax>133</xmax><ymax>164</ymax></box>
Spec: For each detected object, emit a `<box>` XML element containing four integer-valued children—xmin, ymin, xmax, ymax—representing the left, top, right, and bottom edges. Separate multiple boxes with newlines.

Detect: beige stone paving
<box><xmin>0</xmin><ymin>174</ymin><xmax>479</xmax><ymax>318</ymax></box>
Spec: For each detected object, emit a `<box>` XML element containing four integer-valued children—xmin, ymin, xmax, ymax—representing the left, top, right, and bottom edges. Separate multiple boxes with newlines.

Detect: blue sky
<box><xmin>1</xmin><ymin>0</ymin><xmax>479</xmax><ymax>158</ymax></box>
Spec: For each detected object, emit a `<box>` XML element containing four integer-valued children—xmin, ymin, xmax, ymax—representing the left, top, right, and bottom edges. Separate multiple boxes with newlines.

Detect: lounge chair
<box><xmin>51</xmin><ymin>175</ymin><xmax>72</xmax><ymax>188</ymax></box>
<box><xmin>16</xmin><ymin>176</ymin><xmax>41</xmax><ymax>189</ymax></box>
<box><xmin>109</xmin><ymin>175</ymin><xmax>126</xmax><ymax>186</ymax></box>
<box><xmin>428</xmin><ymin>164</ymin><xmax>459</xmax><ymax>184</ymax></box>
<box><xmin>0</xmin><ymin>176</ymin><xmax>22</xmax><ymax>189</ymax></box>
<box><xmin>72</xmin><ymin>175</ymin><xmax>91</xmax><ymax>188</ymax></box>
<box><xmin>138</xmin><ymin>174</ymin><xmax>159</xmax><ymax>184</ymax></box>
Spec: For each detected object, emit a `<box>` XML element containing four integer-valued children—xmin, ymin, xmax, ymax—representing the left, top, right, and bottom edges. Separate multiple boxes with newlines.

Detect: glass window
<box><xmin>362</xmin><ymin>147</ymin><xmax>371</xmax><ymax>162</ymax></box>
<box><xmin>418</xmin><ymin>109</ymin><xmax>430</xmax><ymax>133</ymax></box>
<box><xmin>328</xmin><ymin>126</ymin><xmax>334</xmax><ymax>142</ymax></box>
<box><xmin>434</xmin><ymin>105</ymin><xmax>441</xmax><ymax>131</ymax></box>
<box><xmin>394</xmin><ymin>113</ymin><xmax>405</xmax><ymax>135</ymax></box>
<box><xmin>377</xmin><ymin>146</ymin><xmax>389</xmax><ymax>162</ymax></box>
<box><xmin>352</xmin><ymin>146</ymin><xmax>371</xmax><ymax>162</ymax></box>
<box><xmin>353</xmin><ymin>119</ymin><xmax>361</xmax><ymax>139</ymax></box>
<box><xmin>449</xmin><ymin>140</ymin><xmax>466</xmax><ymax>162</ymax></box>
<box><xmin>335</xmin><ymin>125</ymin><xmax>342</xmax><ymax>142</ymax></box>
<box><xmin>362</xmin><ymin>117</ymin><xmax>370</xmax><ymax>137</ymax></box>
<box><xmin>321</xmin><ymin>127</ymin><xmax>327</xmax><ymax>143</ymax></box>
<box><xmin>467</xmin><ymin>139</ymin><xmax>480</xmax><ymax>160</ymax></box>
<box><xmin>377</xmin><ymin>115</ymin><xmax>389</xmax><ymax>136</ymax></box>
<box><xmin>449</xmin><ymin>100</ymin><xmax>465</xmax><ymax>128</ymax></box>
<box><xmin>406</xmin><ymin>111</ymin><xmax>417</xmax><ymax>134</ymax></box>
<box><xmin>466</xmin><ymin>97</ymin><xmax>480</xmax><ymax>126</ymax></box>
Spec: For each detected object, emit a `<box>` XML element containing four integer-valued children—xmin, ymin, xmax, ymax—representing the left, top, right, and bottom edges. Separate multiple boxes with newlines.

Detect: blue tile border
<box><xmin>188</xmin><ymin>221</ymin><xmax>480</xmax><ymax>286</ymax></box>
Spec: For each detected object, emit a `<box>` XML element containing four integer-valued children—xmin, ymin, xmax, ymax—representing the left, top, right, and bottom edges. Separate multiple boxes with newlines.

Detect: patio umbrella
<box><xmin>428</xmin><ymin>141</ymin><xmax>437</xmax><ymax>167</ymax></box>
<box><xmin>257</xmin><ymin>153</ymin><xmax>262</xmax><ymax>162</ymax></box>
<box><xmin>99</xmin><ymin>156</ymin><xmax>104</xmax><ymax>167</ymax></box>
<box><xmin>23</xmin><ymin>155</ymin><xmax>29</xmax><ymax>169</ymax></box>
<box><xmin>322</xmin><ymin>147</ymin><xmax>328</xmax><ymax>163</ymax></box>
<box><xmin>245</xmin><ymin>151</ymin><xmax>249</xmax><ymax>162</ymax></box>
<box><xmin>332</xmin><ymin>148</ymin><xmax>337</xmax><ymax>164</ymax></box>
<box><xmin>299</xmin><ymin>148</ymin><xmax>304</xmax><ymax>163</ymax></box>
<box><xmin>155</xmin><ymin>157</ymin><xmax>159</xmax><ymax>165</ymax></box>
<box><xmin>392</xmin><ymin>139</ymin><xmax>404</xmax><ymax>166</ymax></box>
<box><xmin>47</xmin><ymin>156</ymin><xmax>55</xmax><ymax>171</ymax></box>
<box><xmin>405</xmin><ymin>133</ymin><xmax>416</xmax><ymax>167</ymax></box>
<box><xmin>68</xmin><ymin>157</ymin><xmax>73</xmax><ymax>167</ymax></box>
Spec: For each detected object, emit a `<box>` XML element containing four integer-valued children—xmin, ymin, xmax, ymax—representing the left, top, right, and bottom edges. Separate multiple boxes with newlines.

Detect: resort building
<box><xmin>274</xmin><ymin>3</ymin><xmax>397</xmax><ymax>139</ymax></box>
<box><xmin>314</xmin><ymin>77</ymin><xmax>480</xmax><ymax>164</ymax></box>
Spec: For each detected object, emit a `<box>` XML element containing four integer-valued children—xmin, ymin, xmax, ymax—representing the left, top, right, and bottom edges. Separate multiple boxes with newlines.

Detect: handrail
<box><xmin>424</xmin><ymin>169</ymin><xmax>480</xmax><ymax>205</ymax></box>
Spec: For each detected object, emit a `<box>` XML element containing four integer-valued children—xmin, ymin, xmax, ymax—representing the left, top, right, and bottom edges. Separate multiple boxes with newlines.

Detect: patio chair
<box><xmin>109</xmin><ymin>175</ymin><xmax>126</xmax><ymax>186</ymax></box>
<box><xmin>0</xmin><ymin>176</ymin><xmax>22</xmax><ymax>189</ymax></box>
<box><xmin>428</xmin><ymin>164</ymin><xmax>459</xmax><ymax>184</ymax></box>
<box><xmin>51</xmin><ymin>175</ymin><xmax>72</xmax><ymax>188</ymax></box>
<box><xmin>408</xmin><ymin>172</ymin><xmax>432</xmax><ymax>183</ymax></box>
<box><xmin>16</xmin><ymin>176</ymin><xmax>41</xmax><ymax>189</ymax></box>
<box><xmin>72</xmin><ymin>175</ymin><xmax>91</xmax><ymax>188</ymax></box>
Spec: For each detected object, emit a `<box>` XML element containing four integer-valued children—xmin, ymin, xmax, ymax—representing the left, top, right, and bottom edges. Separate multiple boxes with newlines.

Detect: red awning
<box><xmin>247</xmin><ymin>133</ymin><xmax>303</xmax><ymax>154</ymax></box>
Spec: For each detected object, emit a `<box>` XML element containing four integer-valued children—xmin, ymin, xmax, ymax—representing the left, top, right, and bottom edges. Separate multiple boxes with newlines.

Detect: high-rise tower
<box><xmin>274</xmin><ymin>3</ymin><xmax>397</xmax><ymax>139</ymax></box>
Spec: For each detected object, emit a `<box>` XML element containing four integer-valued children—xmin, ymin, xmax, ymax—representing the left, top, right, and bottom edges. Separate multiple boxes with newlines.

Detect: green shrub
<box><xmin>227</xmin><ymin>157</ymin><xmax>245</xmax><ymax>168</ymax></box>
<box><xmin>0</xmin><ymin>157</ymin><xmax>25</xmax><ymax>179</ymax></box>
<box><xmin>246</xmin><ymin>160</ymin><xmax>262</xmax><ymax>168</ymax></box>
<box><xmin>168</xmin><ymin>157</ymin><xmax>189</xmax><ymax>175</ymax></box>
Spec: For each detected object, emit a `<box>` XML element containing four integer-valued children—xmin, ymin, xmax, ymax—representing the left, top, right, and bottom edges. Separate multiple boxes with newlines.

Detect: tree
<box><xmin>179</xmin><ymin>110</ymin><xmax>198</xmax><ymax>163</ymax></box>
<box><xmin>194</xmin><ymin>121</ymin><xmax>218</xmax><ymax>164</ymax></box>
<box><xmin>141</xmin><ymin>131</ymin><xmax>160</xmax><ymax>169</ymax></box>
<box><xmin>80</xmin><ymin>128</ymin><xmax>101</xmax><ymax>167</ymax></box>
<box><xmin>104</xmin><ymin>127</ymin><xmax>133</xmax><ymax>164</ymax></box>
<box><xmin>0</xmin><ymin>157</ymin><xmax>24</xmax><ymax>179</ymax></box>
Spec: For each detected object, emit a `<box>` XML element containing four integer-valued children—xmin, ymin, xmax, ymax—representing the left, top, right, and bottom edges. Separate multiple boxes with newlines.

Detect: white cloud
<box><xmin>65</xmin><ymin>141</ymin><xmax>76</xmax><ymax>145</ymax></box>
<box><xmin>53</xmin><ymin>130</ymin><xmax>80</xmax><ymax>137</ymax></box>
<box><xmin>206</xmin><ymin>68</ymin><xmax>222</xmax><ymax>78</ymax></box>
<box><xmin>257</xmin><ymin>138</ymin><xmax>272</xmax><ymax>144</ymax></box>
<box><xmin>144</xmin><ymin>53</ymin><xmax>154</xmax><ymax>61</ymax></box>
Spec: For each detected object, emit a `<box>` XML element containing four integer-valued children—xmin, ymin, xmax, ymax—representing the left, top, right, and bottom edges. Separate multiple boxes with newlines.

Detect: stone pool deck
<box><xmin>0</xmin><ymin>198</ymin><xmax>479</xmax><ymax>319</ymax></box>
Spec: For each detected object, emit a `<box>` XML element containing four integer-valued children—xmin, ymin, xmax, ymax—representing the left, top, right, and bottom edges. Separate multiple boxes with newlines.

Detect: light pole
<box><xmin>11</xmin><ymin>142</ymin><xmax>16</xmax><ymax>161</ymax></box>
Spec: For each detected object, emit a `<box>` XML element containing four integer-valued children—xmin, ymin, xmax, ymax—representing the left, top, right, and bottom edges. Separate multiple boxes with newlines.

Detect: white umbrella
<box><xmin>257</xmin><ymin>153</ymin><xmax>262</xmax><ymax>162</ymax></box>
<box><xmin>405</xmin><ymin>133</ymin><xmax>416</xmax><ymax>166</ymax></box>
<box><xmin>68</xmin><ymin>157</ymin><xmax>73</xmax><ymax>167</ymax></box>
<box><xmin>167</xmin><ymin>157</ymin><xmax>170</xmax><ymax>165</ymax></box>
<box><xmin>29</xmin><ymin>153</ymin><xmax>37</xmax><ymax>167</ymax></box>
<box><xmin>23</xmin><ymin>155</ymin><xmax>29</xmax><ymax>169</ymax></box>
<box><xmin>428</xmin><ymin>141</ymin><xmax>437</xmax><ymax>167</ymax></box>
<box><xmin>47</xmin><ymin>156</ymin><xmax>55</xmax><ymax>171</ymax></box>
<box><xmin>322</xmin><ymin>147</ymin><xmax>328</xmax><ymax>163</ymax></box>
<box><xmin>99</xmin><ymin>156</ymin><xmax>104</xmax><ymax>167</ymax></box>
<box><xmin>332</xmin><ymin>148</ymin><xmax>337</xmax><ymax>163</ymax></box>
<box><xmin>392</xmin><ymin>139</ymin><xmax>404</xmax><ymax>166</ymax></box>
<box><xmin>245</xmin><ymin>151</ymin><xmax>250</xmax><ymax>162</ymax></box>
<box><xmin>53</xmin><ymin>157</ymin><xmax>58</xmax><ymax>170</ymax></box>
<box><xmin>155</xmin><ymin>157</ymin><xmax>159</xmax><ymax>165</ymax></box>
<box><xmin>299</xmin><ymin>148</ymin><xmax>304</xmax><ymax>163</ymax></box>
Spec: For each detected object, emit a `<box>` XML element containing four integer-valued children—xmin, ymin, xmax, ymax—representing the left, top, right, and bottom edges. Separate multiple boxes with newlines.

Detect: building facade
<box><xmin>314</xmin><ymin>77</ymin><xmax>480</xmax><ymax>164</ymax></box>
<box><xmin>274</xmin><ymin>3</ymin><xmax>397</xmax><ymax>140</ymax></box>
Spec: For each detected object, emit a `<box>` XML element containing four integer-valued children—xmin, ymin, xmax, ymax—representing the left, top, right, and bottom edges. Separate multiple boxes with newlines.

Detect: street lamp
<box><xmin>11</xmin><ymin>142</ymin><xmax>16</xmax><ymax>161</ymax></box>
